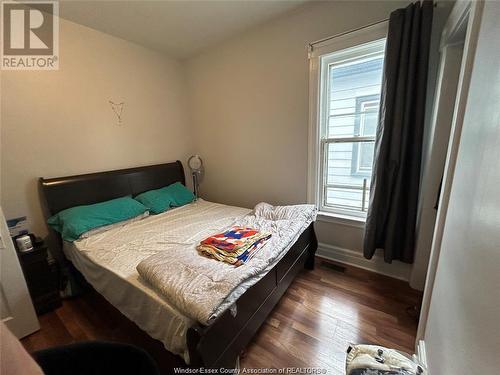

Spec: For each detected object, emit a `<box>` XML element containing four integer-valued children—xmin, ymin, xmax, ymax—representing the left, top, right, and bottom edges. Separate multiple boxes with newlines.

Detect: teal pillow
<box><xmin>134</xmin><ymin>182</ymin><xmax>195</xmax><ymax>214</ymax></box>
<box><xmin>47</xmin><ymin>196</ymin><xmax>148</xmax><ymax>242</ymax></box>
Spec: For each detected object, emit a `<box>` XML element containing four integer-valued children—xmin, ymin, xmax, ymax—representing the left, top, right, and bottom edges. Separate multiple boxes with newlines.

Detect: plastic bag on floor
<box><xmin>346</xmin><ymin>344</ymin><xmax>426</xmax><ymax>375</ymax></box>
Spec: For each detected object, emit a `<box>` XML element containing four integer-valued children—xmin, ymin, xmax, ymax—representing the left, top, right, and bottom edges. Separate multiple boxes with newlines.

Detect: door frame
<box><xmin>415</xmin><ymin>0</ymin><xmax>484</xmax><ymax>360</ymax></box>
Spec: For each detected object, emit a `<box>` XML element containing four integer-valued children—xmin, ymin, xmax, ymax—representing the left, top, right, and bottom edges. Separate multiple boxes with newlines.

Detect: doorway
<box><xmin>414</xmin><ymin>0</ymin><xmax>484</xmax><ymax>363</ymax></box>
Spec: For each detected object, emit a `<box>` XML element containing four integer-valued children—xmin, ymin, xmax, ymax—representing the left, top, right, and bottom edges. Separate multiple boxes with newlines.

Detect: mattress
<box><xmin>63</xmin><ymin>199</ymin><xmax>252</xmax><ymax>363</ymax></box>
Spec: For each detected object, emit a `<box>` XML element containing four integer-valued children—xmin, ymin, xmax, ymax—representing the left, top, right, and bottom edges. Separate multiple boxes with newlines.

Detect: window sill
<box><xmin>317</xmin><ymin>211</ymin><xmax>366</xmax><ymax>229</ymax></box>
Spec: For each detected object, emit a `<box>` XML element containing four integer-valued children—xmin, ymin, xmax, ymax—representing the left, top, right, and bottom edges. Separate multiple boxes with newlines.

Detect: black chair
<box><xmin>33</xmin><ymin>341</ymin><xmax>160</xmax><ymax>375</ymax></box>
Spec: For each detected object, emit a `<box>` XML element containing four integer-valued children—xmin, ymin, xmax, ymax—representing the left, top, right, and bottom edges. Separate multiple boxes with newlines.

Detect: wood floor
<box><xmin>21</xmin><ymin>258</ymin><xmax>422</xmax><ymax>374</ymax></box>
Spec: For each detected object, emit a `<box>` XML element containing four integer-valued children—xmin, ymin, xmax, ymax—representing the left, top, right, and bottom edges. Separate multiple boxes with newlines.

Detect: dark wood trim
<box><xmin>38</xmin><ymin>161</ymin><xmax>317</xmax><ymax>369</ymax></box>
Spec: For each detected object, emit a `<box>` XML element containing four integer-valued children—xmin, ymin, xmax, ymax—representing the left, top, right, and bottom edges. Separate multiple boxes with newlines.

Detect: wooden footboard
<box><xmin>187</xmin><ymin>224</ymin><xmax>317</xmax><ymax>368</ymax></box>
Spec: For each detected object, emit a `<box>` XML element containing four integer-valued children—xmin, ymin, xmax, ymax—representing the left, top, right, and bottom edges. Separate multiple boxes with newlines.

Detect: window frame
<box><xmin>351</xmin><ymin>95</ymin><xmax>379</xmax><ymax>177</ymax></box>
<box><xmin>307</xmin><ymin>21</ymin><xmax>388</xmax><ymax>222</ymax></box>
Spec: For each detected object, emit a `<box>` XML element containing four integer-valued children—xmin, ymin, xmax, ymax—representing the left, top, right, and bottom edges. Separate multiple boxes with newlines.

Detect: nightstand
<box><xmin>16</xmin><ymin>237</ymin><xmax>62</xmax><ymax>315</ymax></box>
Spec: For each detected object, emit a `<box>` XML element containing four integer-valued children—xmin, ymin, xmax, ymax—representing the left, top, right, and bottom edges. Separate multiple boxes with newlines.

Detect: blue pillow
<box><xmin>134</xmin><ymin>182</ymin><xmax>195</xmax><ymax>214</ymax></box>
<box><xmin>47</xmin><ymin>196</ymin><xmax>148</xmax><ymax>242</ymax></box>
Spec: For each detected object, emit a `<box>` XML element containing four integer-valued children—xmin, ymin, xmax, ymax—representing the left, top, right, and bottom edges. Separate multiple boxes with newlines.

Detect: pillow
<box><xmin>134</xmin><ymin>182</ymin><xmax>195</xmax><ymax>214</ymax></box>
<box><xmin>79</xmin><ymin>211</ymin><xmax>149</xmax><ymax>239</ymax></box>
<box><xmin>47</xmin><ymin>196</ymin><xmax>148</xmax><ymax>242</ymax></box>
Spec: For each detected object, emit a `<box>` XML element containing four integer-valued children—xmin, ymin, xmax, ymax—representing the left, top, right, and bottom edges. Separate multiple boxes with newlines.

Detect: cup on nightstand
<box><xmin>15</xmin><ymin>235</ymin><xmax>33</xmax><ymax>252</ymax></box>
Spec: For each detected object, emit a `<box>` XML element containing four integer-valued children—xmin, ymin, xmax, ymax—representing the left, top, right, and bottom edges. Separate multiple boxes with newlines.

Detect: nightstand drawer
<box><xmin>18</xmin><ymin>247</ymin><xmax>48</xmax><ymax>265</ymax></box>
<box><xmin>27</xmin><ymin>274</ymin><xmax>58</xmax><ymax>295</ymax></box>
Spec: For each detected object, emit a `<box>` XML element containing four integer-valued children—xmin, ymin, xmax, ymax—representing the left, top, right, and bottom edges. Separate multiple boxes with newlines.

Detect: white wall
<box><xmin>186</xmin><ymin>0</ymin><xmax>413</xmax><ymax>278</ymax></box>
<box><xmin>0</xmin><ymin>1</ymin><xmax>447</xmax><ymax>284</ymax></box>
<box><xmin>423</xmin><ymin>2</ymin><xmax>500</xmax><ymax>373</ymax></box>
<box><xmin>1</xmin><ymin>18</ymin><xmax>193</xmax><ymax>236</ymax></box>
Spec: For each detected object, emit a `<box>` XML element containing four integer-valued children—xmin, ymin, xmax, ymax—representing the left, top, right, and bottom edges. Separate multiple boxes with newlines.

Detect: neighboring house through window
<box><xmin>308</xmin><ymin>23</ymin><xmax>387</xmax><ymax>220</ymax></box>
<box><xmin>352</xmin><ymin>94</ymin><xmax>379</xmax><ymax>177</ymax></box>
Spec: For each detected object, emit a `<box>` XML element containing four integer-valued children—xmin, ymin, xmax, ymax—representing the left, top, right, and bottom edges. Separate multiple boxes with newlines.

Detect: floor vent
<box><xmin>320</xmin><ymin>261</ymin><xmax>346</xmax><ymax>273</ymax></box>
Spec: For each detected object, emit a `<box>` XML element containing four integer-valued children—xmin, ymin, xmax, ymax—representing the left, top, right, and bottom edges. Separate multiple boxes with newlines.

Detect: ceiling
<box><xmin>59</xmin><ymin>1</ymin><xmax>309</xmax><ymax>59</ymax></box>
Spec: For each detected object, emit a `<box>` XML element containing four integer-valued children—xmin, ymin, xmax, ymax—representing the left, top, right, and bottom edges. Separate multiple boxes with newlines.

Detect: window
<box><xmin>308</xmin><ymin>23</ymin><xmax>387</xmax><ymax>220</ymax></box>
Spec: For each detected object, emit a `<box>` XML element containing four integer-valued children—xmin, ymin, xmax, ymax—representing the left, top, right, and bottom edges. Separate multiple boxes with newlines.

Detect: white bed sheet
<box><xmin>63</xmin><ymin>199</ymin><xmax>252</xmax><ymax>363</ymax></box>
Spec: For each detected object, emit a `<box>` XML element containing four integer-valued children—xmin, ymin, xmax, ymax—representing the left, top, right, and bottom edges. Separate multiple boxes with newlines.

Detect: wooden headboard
<box><xmin>38</xmin><ymin>160</ymin><xmax>185</xmax><ymax>263</ymax></box>
<box><xmin>39</xmin><ymin>161</ymin><xmax>185</xmax><ymax>216</ymax></box>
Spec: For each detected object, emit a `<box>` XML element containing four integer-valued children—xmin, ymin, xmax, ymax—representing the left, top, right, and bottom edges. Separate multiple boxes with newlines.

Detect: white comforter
<box><xmin>64</xmin><ymin>199</ymin><xmax>315</xmax><ymax>362</ymax></box>
<box><xmin>136</xmin><ymin>201</ymin><xmax>317</xmax><ymax>325</ymax></box>
<box><xmin>65</xmin><ymin>200</ymin><xmax>251</xmax><ymax>363</ymax></box>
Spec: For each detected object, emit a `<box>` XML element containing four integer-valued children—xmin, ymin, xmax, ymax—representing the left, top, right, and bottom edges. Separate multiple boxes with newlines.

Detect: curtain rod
<box><xmin>308</xmin><ymin>18</ymin><xmax>388</xmax><ymax>50</ymax></box>
<box><xmin>308</xmin><ymin>1</ymin><xmax>438</xmax><ymax>51</ymax></box>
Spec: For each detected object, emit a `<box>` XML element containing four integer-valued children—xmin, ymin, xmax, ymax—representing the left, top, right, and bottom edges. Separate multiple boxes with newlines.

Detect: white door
<box><xmin>0</xmin><ymin>207</ymin><xmax>39</xmax><ymax>338</ymax></box>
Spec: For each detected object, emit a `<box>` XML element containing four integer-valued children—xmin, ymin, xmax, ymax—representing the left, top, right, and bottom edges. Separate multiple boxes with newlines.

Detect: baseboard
<box><xmin>317</xmin><ymin>242</ymin><xmax>411</xmax><ymax>281</ymax></box>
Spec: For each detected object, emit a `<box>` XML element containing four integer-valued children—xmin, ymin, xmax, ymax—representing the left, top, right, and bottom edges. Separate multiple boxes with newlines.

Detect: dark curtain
<box><xmin>363</xmin><ymin>1</ymin><xmax>433</xmax><ymax>263</ymax></box>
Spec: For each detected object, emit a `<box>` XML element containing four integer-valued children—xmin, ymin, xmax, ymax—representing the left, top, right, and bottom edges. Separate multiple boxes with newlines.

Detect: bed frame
<box><xmin>39</xmin><ymin>161</ymin><xmax>317</xmax><ymax>369</ymax></box>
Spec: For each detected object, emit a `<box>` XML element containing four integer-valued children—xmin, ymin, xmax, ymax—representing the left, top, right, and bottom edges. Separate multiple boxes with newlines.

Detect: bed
<box><xmin>39</xmin><ymin>161</ymin><xmax>317</xmax><ymax>368</ymax></box>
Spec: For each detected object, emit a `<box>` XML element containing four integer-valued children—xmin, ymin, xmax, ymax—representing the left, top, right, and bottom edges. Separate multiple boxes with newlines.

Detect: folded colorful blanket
<box><xmin>197</xmin><ymin>226</ymin><xmax>272</xmax><ymax>266</ymax></box>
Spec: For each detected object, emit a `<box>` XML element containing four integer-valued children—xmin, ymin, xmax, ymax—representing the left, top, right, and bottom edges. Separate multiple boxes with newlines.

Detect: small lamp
<box><xmin>187</xmin><ymin>155</ymin><xmax>204</xmax><ymax>200</ymax></box>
